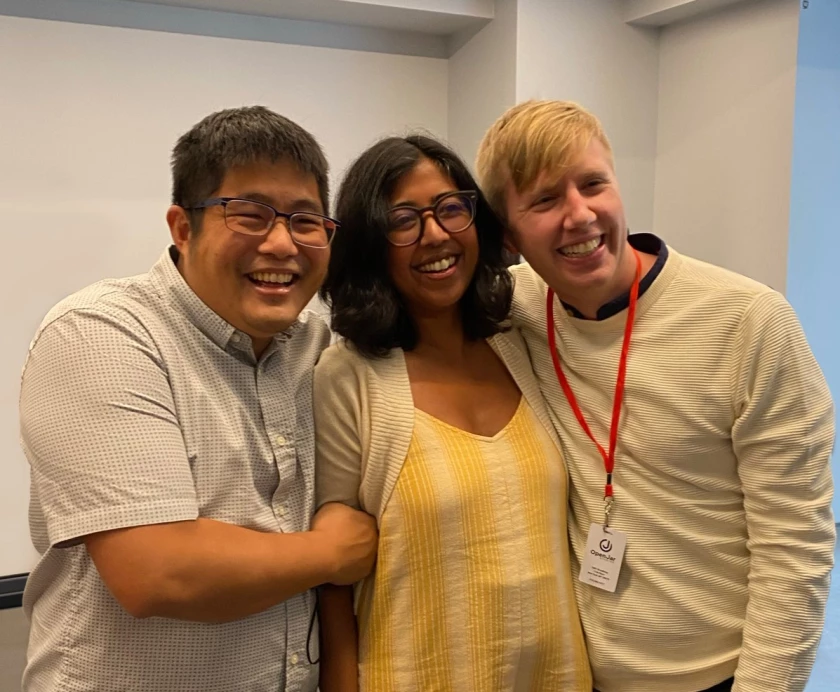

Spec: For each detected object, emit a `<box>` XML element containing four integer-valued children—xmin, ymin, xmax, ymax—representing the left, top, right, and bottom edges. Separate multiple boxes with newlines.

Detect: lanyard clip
<box><xmin>603</xmin><ymin>496</ymin><xmax>614</xmax><ymax>529</ymax></box>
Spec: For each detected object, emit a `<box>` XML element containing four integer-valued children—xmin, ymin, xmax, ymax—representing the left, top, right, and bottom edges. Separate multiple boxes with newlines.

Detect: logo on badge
<box><xmin>599</xmin><ymin>539</ymin><xmax>612</xmax><ymax>553</ymax></box>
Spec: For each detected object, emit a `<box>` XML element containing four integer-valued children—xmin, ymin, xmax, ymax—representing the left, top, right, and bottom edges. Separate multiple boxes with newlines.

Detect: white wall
<box><xmin>653</xmin><ymin>0</ymin><xmax>800</xmax><ymax>291</ymax></box>
<box><xmin>1</xmin><ymin>0</ymin><xmax>818</xmax><ymax>580</ymax></box>
<box><xmin>0</xmin><ymin>13</ymin><xmax>447</xmax><ymax>577</ymax></box>
<box><xmin>515</xmin><ymin>0</ymin><xmax>661</xmax><ymax>233</ymax></box>
<box><xmin>447</xmin><ymin>0</ymin><xmax>517</xmax><ymax>166</ymax></box>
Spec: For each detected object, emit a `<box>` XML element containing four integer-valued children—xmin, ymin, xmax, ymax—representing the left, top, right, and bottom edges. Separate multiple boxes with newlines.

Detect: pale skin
<box><xmin>84</xmin><ymin>159</ymin><xmax>378</xmax><ymax>623</ymax></box>
<box><xmin>318</xmin><ymin>159</ymin><xmax>520</xmax><ymax>692</ymax></box>
<box><xmin>503</xmin><ymin>138</ymin><xmax>657</xmax><ymax>317</ymax></box>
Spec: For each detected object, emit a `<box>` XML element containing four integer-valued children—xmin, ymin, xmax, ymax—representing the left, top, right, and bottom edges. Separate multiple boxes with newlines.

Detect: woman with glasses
<box><xmin>314</xmin><ymin>135</ymin><xmax>592</xmax><ymax>691</ymax></box>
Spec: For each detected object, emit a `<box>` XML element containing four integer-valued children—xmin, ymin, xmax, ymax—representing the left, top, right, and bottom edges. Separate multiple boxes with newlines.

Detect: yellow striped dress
<box><xmin>355</xmin><ymin>397</ymin><xmax>592</xmax><ymax>691</ymax></box>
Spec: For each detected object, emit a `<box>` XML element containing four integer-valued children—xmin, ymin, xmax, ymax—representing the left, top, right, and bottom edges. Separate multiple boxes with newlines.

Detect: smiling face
<box><xmin>385</xmin><ymin>158</ymin><xmax>479</xmax><ymax>320</ymax></box>
<box><xmin>167</xmin><ymin>158</ymin><xmax>330</xmax><ymax>354</ymax></box>
<box><xmin>503</xmin><ymin>138</ymin><xmax>636</xmax><ymax>316</ymax></box>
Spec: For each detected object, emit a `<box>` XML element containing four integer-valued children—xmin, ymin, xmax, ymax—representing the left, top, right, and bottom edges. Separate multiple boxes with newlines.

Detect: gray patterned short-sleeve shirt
<box><xmin>19</xmin><ymin>247</ymin><xmax>330</xmax><ymax>692</ymax></box>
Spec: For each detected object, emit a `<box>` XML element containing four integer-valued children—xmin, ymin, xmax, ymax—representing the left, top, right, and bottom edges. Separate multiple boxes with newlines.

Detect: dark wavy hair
<box><xmin>171</xmin><ymin>106</ymin><xmax>329</xmax><ymax>232</ymax></box>
<box><xmin>321</xmin><ymin>134</ymin><xmax>512</xmax><ymax>358</ymax></box>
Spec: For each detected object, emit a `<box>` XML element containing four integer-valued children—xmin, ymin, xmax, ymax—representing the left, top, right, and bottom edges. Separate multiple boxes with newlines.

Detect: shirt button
<box><xmin>275</xmin><ymin>434</ymin><xmax>287</xmax><ymax>446</ymax></box>
<box><xmin>277</xmin><ymin>504</ymin><xmax>287</xmax><ymax>517</ymax></box>
<box><xmin>231</xmin><ymin>333</ymin><xmax>240</xmax><ymax>343</ymax></box>
<box><xmin>290</xmin><ymin>653</ymin><xmax>299</xmax><ymax>665</ymax></box>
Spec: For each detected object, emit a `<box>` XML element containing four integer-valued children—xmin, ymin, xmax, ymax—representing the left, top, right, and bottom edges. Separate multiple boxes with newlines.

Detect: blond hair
<box><xmin>475</xmin><ymin>100</ymin><xmax>612</xmax><ymax>220</ymax></box>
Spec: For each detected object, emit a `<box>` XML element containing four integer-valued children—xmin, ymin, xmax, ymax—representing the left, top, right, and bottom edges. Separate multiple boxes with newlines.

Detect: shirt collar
<box><xmin>561</xmin><ymin>233</ymin><xmax>668</xmax><ymax>321</ymax></box>
<box><xmin>149</xmin><ymin>246</ymin><xmax>299</xmax><ymax>359</ymax></box>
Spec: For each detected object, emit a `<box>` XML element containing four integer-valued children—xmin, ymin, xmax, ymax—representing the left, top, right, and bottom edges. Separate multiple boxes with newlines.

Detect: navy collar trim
<box><xmin>561</xmin><ymin>233</ymin><xmax>668</xmax><ymax>321</ymax></box>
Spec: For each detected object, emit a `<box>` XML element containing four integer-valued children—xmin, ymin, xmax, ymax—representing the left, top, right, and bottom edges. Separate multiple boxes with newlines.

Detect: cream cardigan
<box><xmin>313</xmin><ymin>329</ymin><xmax>565</xmax><ymax>520</ymax></box>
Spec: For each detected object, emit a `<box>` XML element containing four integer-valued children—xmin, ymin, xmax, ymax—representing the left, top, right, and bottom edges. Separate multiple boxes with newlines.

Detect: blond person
<box><xmin>474</xmin><ymin>100</ymin><xmax>835</xmax><ymax>692</ymax></box>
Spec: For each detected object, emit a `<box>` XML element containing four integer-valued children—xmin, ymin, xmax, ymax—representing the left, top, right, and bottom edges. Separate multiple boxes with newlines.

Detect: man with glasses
<box><xmin>19</xmin><ymin>106</ymin><xmax>377</xmax><ymax>692</ymax></box>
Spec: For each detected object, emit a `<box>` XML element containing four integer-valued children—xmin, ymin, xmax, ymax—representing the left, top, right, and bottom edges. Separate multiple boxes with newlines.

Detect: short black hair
<box><xmin>171</xmin><ymin>106</ymin><xmax>329</xmax><ymax>228</ymax></box>
<box><xmin>321</xmin><ymin>134</ymin><xmax>512</xmax><ymax>358</ymax></box>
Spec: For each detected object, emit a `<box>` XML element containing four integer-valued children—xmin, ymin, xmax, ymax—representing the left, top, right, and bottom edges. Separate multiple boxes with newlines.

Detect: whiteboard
<box><xmin>0</xmin><ymin>13</ymin><xmax>447</xmax><ymax>576</ymax></box>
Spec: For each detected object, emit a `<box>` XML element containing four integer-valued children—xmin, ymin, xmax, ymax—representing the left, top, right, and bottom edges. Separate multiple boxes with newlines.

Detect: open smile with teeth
<box><xmin>417</xmin><ymin>256</ymin><xmax>457</xmax><ymax>273</ymax></box>
<box><xmin>248</xmin><ymin>271</ymin><xmax>297</xmax><ymax>286</ymax></box>
<box><xmin>559</xmin><ymin>236</ymin><xmax>602</xmax><ymax>258</ymax></box>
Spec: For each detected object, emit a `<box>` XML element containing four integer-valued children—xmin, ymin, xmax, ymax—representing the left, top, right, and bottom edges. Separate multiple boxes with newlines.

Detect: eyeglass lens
<box><xmin>223</xmin><ymin>199</ymin><xmax>336</xmax><ymax>247</ymax></box>
<box><xmin>387</xmin><ymin>193</ymin><xmax>474</xmax><ymax>246</ymax></box>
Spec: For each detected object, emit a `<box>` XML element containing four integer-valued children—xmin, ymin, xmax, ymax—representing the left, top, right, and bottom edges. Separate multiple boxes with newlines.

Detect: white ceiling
<box><xmin>623</xmin><ymin>0</ymin><xmax>750</xmax><ymax>26</ymax></box>
<box><xmin>104</xmin><ymin>0</ymin><xmax>494</xmax><ymax>34</ymax></box>
<box><xmin>0</xmin><ymin>0</ymin><xmax>756</xmax><ymax>58</ymax></box>
<box><xmin>107</xmin><ymin>0</ymin><xmax>753</xmax><ymax>31</ymax></box>
<box><xmin>4</xmin><ymin>0</ymin><xmax>758</xmax><ymax>39</ymax></box>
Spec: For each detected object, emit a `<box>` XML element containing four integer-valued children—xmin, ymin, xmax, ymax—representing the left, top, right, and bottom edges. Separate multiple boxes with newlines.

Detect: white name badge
<box><xmin>579</xmin><ymin>523</ymin><xmax>627</xmax><ymax>593</ymax></box>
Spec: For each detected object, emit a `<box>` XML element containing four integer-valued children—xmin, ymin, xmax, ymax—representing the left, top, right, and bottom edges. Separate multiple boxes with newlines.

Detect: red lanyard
<box><xmin>545</xmin><ymin>248</ymin><xmax>642</xmax><ymax>526</ymax></box>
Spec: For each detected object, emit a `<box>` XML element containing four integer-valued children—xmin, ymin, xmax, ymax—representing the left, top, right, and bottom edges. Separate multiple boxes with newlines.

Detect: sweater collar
<box><xmin>560</xmin><ymin>233</ymin><xmax>667</xmax><ymax>321</ymax></box>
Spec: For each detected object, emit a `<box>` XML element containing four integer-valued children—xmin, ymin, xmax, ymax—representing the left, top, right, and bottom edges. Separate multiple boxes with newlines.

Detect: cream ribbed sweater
<box><xmin>510</xmin><ymin>249</ymin><xmax>836</xmax><ymax>692</ymax></box>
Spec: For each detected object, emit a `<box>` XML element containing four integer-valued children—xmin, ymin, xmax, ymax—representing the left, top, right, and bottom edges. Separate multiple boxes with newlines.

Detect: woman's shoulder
<box><xmin>315</xmin><ymin>339</ymin><xmax>408</xmax><ymax>392</ymax></box>
<box><xmin>488</xmin><ymin>328</ymin><xmax>530</xmax><ymax>364</ymax></box>
<box><xmin>487</xmin><ymin>330</ymin><xmax>540</xmax><ymax>400</ymax></box>
<box><xmin>316</xmin><ymin>339</ymin><xmax>365</xmax><ymax>373</ymax></box>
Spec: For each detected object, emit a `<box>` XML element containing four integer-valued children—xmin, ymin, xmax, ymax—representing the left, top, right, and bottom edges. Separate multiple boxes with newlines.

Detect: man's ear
<box><xmin>501</xmin><ymin>228</ymin><xmax>523</xmax><ymax>266</ymax></box>
<box><xmin>503</xmin><ymin>228</ymin><xmax>520</xmax><ymax>256</ymax></box>
<box><xmin>167</xmin><ymin>205</ymin><xmax>192</xmax><ymax>254</ymax></box>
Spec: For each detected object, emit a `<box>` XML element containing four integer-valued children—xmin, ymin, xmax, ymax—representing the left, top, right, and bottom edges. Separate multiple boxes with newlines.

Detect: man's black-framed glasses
<box><xmin>386</xmin><ymin>190</ymin><xmax>477</xmax><ymax>247</ymax></box>
<box><xmin>185</xmin><ymin>197</ymin><xmax>339</xmax><ymax>248</ymax></box>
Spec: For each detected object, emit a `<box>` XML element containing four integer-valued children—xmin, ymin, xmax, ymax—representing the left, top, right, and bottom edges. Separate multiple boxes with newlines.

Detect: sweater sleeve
<box><xmin>731</xmin><ymin>290</ymin><xmax>836</xmax><ymax>692</ymax></box>
<box><xmin>314</xmin><ymin>344</ymin><xmax>366</xmax><ymax>511</ymax></box>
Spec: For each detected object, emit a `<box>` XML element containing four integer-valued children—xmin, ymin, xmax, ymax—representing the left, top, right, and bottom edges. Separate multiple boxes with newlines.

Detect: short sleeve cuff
<box><xmin>50</xmin><ymin>498</ymin><xmax>200</xmax><ymax>548</ymax></box>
